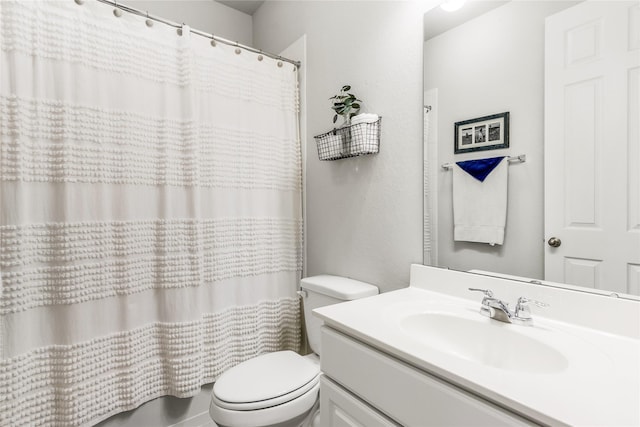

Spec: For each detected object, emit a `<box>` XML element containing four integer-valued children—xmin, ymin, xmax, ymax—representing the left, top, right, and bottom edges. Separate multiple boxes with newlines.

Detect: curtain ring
<box><xmin>145</xmin><ymin>11</ymin><xmax>153</xmax><ymax>27</ymax></box>
<box><xmin>113</xmin><ymin>0</ymin><xmax>122</xmax><ymax>17</ymax></box>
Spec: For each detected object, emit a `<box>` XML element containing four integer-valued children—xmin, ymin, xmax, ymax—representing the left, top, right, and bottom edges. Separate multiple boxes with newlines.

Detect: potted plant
<box><xmin>330</xmin><ymin>85</ymin><xmax>362</xmax><ymax>126</ymax></box>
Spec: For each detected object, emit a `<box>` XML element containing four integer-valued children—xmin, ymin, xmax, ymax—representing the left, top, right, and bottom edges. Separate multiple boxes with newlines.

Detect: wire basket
<box><xmin>313</xmin><ymin>117</ymin><xmax>381</xmax><ymax>161</ymax></box>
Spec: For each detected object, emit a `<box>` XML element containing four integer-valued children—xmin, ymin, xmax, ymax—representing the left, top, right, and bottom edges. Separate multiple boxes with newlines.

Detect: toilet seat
<box><xmin>213</xmin><ymin>350</ymin><xmax>320</xmax><ymax>409</ymax></box>
<box><xmin>210</xmin><ymin>381</ymin><xmax>319</xmax><ymax>427</ymax></box>
<box><xmin>212</xmin><ymin>373</ymin><xmax>320</xmax><ymax>411</ymax></box>
<box><xmin>210</xmin><ymin>351</ymin><xmax>321</xmax><ymax>427</ymax></box>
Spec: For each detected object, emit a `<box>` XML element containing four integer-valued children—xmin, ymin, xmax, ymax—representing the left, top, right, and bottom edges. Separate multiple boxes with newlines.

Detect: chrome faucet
<box><xmin>468</xmin><ymin>288</ymin><xmax>548</xmax><ymax>326</ymax></box>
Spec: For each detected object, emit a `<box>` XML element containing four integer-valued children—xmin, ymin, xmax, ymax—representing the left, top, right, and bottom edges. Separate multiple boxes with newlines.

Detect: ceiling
<box><xmin>216</xmin><ymin>0</ymin><xmax>265</xmax><ymax>16</ymax></box>
<box><xmin>217</xmin><ymin>1</ymin><xmax>509</xmax><ymax>30</ymax></box>
<box><xmin>424</xmin><ymin>1</ymin><xmax>509</xmax><ymax>41</ymax></box>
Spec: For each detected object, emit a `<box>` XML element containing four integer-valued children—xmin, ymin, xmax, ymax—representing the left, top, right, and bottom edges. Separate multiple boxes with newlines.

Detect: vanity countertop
<box><xmin>313</xmin><ymin>269</ymin><xmax>640</xmax><ymax>426</ymax></box>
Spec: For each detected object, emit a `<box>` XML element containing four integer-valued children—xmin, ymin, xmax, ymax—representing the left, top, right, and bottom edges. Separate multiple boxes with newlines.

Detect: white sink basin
<box><xmin>400</xmin><ymin>312</ymin><xmax>569</xmax><ymax>373</ymax></box>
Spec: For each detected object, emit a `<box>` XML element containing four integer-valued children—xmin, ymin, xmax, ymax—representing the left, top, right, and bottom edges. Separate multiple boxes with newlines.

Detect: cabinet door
<box><xmin>320</xmin><ymin>376</ymin><xmax>400</xmax><ymax>427</ymax></box>
<box><xmin>322</xmin><ymin>327</ymin><xmax>537</xmax><ymax>427</ymax></box>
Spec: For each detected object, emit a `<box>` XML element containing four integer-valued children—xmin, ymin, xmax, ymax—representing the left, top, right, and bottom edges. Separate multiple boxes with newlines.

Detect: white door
<box><xmin>545</xmin><ymin>1</ymin><xmax>640</xmax><ymax>295</ymax></box>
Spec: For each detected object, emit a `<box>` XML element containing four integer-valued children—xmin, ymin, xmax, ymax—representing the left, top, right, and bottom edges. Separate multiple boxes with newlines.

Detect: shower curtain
<box><xmin>0</xmin><ymin>1</ymin><xmax>302</xmax><ymax>425</ymax></box>
<box><xmin>423</xmin><ymin>105</ymin><xmax>433</xmax><ymax>266</ymax></box>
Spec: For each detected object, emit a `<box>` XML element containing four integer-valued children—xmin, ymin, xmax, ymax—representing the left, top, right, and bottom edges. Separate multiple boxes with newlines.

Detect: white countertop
<box><xmin>314</xmin><ymin>286</ymin><xmax>640</xmax><ymax>426</ymax></box>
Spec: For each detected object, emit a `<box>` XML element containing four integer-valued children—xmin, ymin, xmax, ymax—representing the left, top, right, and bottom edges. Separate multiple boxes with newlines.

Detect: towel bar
<box><xmin>441</xmin><ymin>154</ymin><xmax>526</xmax><ymax>170</ymax></box>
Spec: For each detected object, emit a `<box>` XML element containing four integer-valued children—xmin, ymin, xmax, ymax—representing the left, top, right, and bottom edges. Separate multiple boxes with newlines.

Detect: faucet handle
<box><xmin>514</xmin><ymin>297</ymin><xmax>548</xmax><ymax>322</ymax></box>
<box><xmin>516</xmin><ymin>297</ymin><xmax>548</xmax><ymax>308</ymax></box>
<box><xmin>469</xmin><ymin>289</ymin><xmax>495</xmax><ymax>317</ymax></box>
<box><xmin>468</xmin><ymin>288</ymin><xmax>494</xmax><ymax>298</ymax></box>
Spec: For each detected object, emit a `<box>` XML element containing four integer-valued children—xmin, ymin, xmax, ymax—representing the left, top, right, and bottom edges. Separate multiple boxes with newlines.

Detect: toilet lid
<box><xmin>213</xmin><ymin>351</ymin><xmax>320</xmax><ymax>405</ymax></box>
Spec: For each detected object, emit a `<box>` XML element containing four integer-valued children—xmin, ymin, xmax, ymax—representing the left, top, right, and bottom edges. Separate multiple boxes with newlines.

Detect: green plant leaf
<box><xmin>329</xmin><ymin>85</ymin><xmax>363</xmax><ymax>125</ymax></box>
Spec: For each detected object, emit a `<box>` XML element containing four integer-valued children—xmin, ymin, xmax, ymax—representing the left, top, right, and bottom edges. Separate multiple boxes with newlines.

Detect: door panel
<box><xmin>545</xmin><ymin>1</ymin><xmax>640</xmax><ymax>295</ymax></box>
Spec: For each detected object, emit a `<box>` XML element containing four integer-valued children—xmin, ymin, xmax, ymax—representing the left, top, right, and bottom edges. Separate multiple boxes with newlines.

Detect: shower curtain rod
<box><xmin>89</xmin><ymin>0</ymin><xmax>301</xmax><ymax>68</ymax></box>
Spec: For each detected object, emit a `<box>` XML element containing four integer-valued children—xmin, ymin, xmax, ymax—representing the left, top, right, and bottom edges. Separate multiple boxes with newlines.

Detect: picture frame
<box><xmin>454</xmin><ymin>112</ymin><xmax>509</xmax><ymax>154</ymax></box>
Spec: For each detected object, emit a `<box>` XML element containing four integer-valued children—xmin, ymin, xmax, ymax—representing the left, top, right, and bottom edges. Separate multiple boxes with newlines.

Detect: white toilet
<box><xmin>209</xmin><ymin>275</ymin><xmax>379</xmax><ymax>427</ymax></box>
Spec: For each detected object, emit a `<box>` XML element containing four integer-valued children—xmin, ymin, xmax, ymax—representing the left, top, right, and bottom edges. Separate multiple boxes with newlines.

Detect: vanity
<box><xmin>313</xmin><ymin>265</ymin><xmax>640</xmax><ymax>427</ymax></box>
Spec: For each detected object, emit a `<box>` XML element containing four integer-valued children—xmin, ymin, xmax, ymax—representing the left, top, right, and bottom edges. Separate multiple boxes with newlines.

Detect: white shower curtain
<box><xmin>423</xmin><ymin>105</ymin><xmax>433</xmax><ymax>266</ymax></box>
<box><xmin>0</xmin><ymin>1</ymin><xmax>302</xmax><ymax>425</ymax></box>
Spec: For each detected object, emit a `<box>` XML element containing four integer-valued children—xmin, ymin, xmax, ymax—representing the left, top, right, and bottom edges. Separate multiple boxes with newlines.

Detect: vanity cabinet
<box><xmin>320</xmin><ymin>326</ymin><xmax>537</xmax><ymax>427</ymax></box>
<box><xmin>320</xmin><ymin>376</ymin><xmax>399</xmax><ymax>427</ymax></box>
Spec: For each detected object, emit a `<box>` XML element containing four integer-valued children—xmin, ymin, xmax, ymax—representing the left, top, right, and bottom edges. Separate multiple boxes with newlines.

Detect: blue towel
<box><xmin>456</xmin><ymin>156</ymin><xmax>506</xmax><ymax>182</ymax></box>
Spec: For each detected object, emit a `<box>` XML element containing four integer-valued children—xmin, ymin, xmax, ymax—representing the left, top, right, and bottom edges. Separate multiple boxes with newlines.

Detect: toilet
<box><xmin>209</xmin><ymin>275</ymin><xmax>379</xmax><ymax>427</ymax></box>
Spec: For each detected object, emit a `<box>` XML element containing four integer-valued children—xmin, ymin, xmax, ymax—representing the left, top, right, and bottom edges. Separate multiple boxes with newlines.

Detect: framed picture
<box><xmin>454</xmin><ymin>112</ymin><xmax>509</xmax><ymax>154</ymax></box>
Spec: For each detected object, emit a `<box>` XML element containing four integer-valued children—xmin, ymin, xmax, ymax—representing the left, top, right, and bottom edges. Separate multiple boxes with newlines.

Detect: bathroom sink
<box><xmin>400</xmin><ymin>312</ymin><xmax>569</xmax><ymax>374</ymax></box>
<box><xmin>314</xmin><ymin>271</ymin><xmax>638</xmax><ymax>427</ymax></box>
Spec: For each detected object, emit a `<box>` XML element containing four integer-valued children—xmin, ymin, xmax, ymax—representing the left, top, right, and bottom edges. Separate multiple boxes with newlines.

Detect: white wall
<box><xmin>253</xmin><ymin>1</ymin><xmax>431</xmax><ymax>293</ymax></box>
<box><xmin>424</xmin><ymin>1</ymin><xmax>575</xmax><ymax>279</ymax></box>
<box><xmin>125</xmin><ymin>0</ymin><xmax>252</xmax><ymax>45</ymax></box>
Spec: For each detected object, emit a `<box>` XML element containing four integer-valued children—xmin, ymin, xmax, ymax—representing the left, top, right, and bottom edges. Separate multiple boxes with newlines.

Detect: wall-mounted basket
<box><xmin>313</xmin><ymin>117</ymin><xmax>381</xmax><ymax>161</ymax></box>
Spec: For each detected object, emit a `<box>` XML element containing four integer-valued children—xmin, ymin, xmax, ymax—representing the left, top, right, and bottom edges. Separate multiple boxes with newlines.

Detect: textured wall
<box><xmin>254</xmin><ymin>1</ymin><xmax>432</xmax><ymax>292</ymax></box>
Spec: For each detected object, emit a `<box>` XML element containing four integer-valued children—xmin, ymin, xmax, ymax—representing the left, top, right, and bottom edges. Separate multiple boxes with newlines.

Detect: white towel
<box><xmin>350</xmin><ymin>113</ymin><xmax>379</xmax><ymax>125</ymax></box>
<box><xmin>453</xmin><ymin>159</ymin><xmax>508</xmax><ymax>245</ymax></box>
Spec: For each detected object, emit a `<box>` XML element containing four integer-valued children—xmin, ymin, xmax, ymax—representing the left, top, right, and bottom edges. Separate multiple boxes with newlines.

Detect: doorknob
<box><xmin>547</xmin><ymin>237</ymin><xmax>562</xmax><ymax>248</ymax></box>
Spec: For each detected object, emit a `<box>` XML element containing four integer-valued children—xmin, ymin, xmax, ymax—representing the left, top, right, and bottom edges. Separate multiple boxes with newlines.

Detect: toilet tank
<box><xmin>300</xmin><ymin>275</ymin><xmax>378</xmax><ymax>356</ymax></box>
